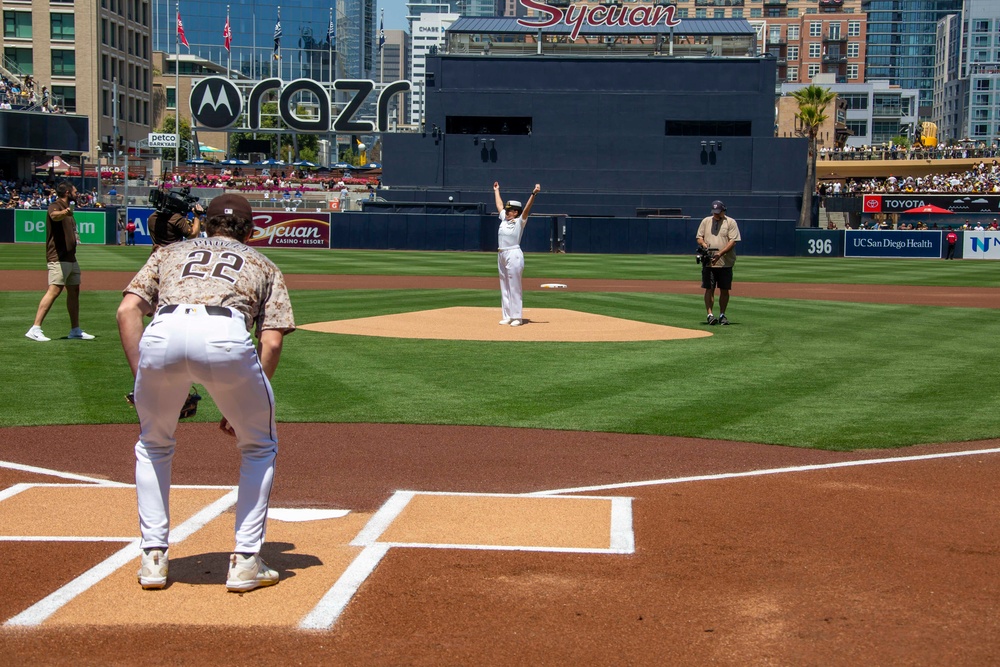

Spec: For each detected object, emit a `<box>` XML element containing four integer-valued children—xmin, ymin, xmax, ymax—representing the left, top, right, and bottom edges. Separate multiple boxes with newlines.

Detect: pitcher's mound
<box><xmin>298</xmin><ymin>307</ymin><xmax>712</xmax><ymax>342</ymax></box>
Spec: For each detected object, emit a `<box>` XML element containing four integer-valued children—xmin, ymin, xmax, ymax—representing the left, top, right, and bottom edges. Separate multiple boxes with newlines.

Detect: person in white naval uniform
<box><xmin>493</xmin><ymin>181</ymin><xmax>540</xmax><ymax>326</ymax></box>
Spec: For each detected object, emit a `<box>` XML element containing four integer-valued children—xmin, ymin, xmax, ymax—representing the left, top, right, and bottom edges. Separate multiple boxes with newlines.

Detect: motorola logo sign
<box><xmin>190</xmin><ymin>78</ymin><xmax>243</xmax><ymax>129</ymax></box>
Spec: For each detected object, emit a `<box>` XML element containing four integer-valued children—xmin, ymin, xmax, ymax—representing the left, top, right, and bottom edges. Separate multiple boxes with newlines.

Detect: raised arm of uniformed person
<box><xmin>493</xmin><ymin>181</ymin><xmax>504</xmax><ymax>215</ymax></box>
<box><xmin>521</xmin><ymin>184</ymin><xmax>541</xmax><ymax>222</ymax></box>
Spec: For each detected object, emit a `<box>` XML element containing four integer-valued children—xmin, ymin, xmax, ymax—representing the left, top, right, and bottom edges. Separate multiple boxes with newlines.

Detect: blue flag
<box><xmin>327</xmin><ymin>11</ymin><xmax>335</xmax><ymax>45</ymax></box>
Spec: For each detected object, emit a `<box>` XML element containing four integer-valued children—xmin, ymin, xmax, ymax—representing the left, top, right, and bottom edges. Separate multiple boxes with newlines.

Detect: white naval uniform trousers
<box><xmin>133</xmin><ymin>304</ymin><xmax>277</xmax><ymax>553</ymax></box>
<box><xmin>498</xmin><ymin>213</ymin><xmax>525</xmax><ymax>320</ymax></box>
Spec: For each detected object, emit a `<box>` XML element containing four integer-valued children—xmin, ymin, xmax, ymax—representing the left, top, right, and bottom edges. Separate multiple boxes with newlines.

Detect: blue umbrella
<box><xmin>355</xmin><ymin>162</ymin><xmax>381</xmax><ymax>170</ymax></box>
<box><xmin>331</xmin><ymin>162</ymin><xmax>354</xmax><ymax>170</ymax></box>
<box><xmin>186</xmin><ymin>158</ymin><xmax>213</xmax><ymax>165</ymax></box>
<box><xmin>292</xmin><ymin>160</ymin><xmax>319</xmax><ymax>168</ymax></box>
<box><xmin>219</xmin><ymin>158</ymin><xmax>249</xmax><ymax>165</ymax></box>
<box><xmin>254</xmin><ymin>158</ymin><xmax>286</xmax><ymax>166</ymax></box>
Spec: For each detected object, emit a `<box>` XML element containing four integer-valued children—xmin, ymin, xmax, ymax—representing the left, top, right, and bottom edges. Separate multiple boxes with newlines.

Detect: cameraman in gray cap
<box><xmin>696</xmin><ymin>200</ymin><xmax>741</xmax><ymax>326</ymax></box>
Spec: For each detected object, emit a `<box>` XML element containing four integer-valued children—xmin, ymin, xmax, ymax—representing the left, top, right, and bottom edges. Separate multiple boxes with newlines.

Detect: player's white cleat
<box><xmin>68</xmin><ymin>328</ymin><xmax>95</xmax><ymax>340</ymax></box>
<box><xmin>25</xmin><ymin>326</ymin><xmax>50</xmax><ymax>342</ymax></box>
<box><xmin>226</xmin><ymin>553</ymin><xmax>280</xmax><ymax>592</ymax></box>
<box><xmin>498</xmin><ymin>318</ymin><xmax>511</xmax><ymax>325</ymax></box>
<box><xmin>509</xmin><ymin>319</ymin><xmax>522</xmax><ymax>327</ymax></box>
<box><xmin>138</xmin><ymin>548</ymin><xmax>168</xmax><ymax>589</ymax></box>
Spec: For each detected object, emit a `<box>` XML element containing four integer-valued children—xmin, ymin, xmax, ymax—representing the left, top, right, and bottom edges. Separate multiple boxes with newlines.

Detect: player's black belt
<box><xmin>158</xmin><ymin>304</ymin><xmax>234</xmax><ymax>318</ymax></box>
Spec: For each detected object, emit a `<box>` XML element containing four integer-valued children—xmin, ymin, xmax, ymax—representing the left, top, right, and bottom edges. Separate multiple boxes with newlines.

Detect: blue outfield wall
<box><xmin>334</xmin><ymin>213</ymin><xmax>797</xmax><ymax>255</ymax></box>
<box><xmin>0</xmin><ymin>209</ymin><xmax>12</xmax><ymax>243</ymax></box>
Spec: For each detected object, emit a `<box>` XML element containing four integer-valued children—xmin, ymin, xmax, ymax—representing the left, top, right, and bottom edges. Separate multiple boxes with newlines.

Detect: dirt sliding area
<box><xmin>2</xmin><ymin>270</ymin><xmax>1000</xmax><ymax>666</ymax></box>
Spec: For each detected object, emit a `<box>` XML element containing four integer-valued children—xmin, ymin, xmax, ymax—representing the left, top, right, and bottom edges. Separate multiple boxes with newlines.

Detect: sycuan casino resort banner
<box><xmin>248</xmin><ymin>212</ymin><xmax>330</xmax><ymax>249</ymax></box>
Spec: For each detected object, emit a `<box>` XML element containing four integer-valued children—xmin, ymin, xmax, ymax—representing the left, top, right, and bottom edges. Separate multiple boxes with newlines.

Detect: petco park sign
<box><xmin>518</xmin><ymin>0</ymin><xmax>680</xmax><ymax>41</ymax></box>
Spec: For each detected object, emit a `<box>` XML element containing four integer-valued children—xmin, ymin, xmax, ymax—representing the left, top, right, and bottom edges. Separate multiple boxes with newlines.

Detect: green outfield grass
<box><xmin>1</xmin><ymin>244</ymin><xmax>998</xmax><ymax>286</ymax></box>
<box><xmin>3</xmin><ymin>246</ymin><xmax>999</xmax><ymax>451</ymax></box>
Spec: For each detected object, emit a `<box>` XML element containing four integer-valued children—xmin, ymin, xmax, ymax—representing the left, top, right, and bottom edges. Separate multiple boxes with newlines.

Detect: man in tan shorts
<box><xmin>25</xmin><ymin>181</ymin><xmax>95</xmax><ymax>342</ymax></box>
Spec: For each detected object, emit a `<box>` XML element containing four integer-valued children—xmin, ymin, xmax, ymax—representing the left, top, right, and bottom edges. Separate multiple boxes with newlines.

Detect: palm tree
<box><xmin>791</xmin><ymin>85</ymin><xmax>836</xmax><ymax>227</ymax></box>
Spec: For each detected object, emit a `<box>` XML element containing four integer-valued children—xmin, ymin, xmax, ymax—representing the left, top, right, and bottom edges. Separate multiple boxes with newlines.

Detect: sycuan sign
<box><xmin>518</xmin><ymin>0</ymin><xmax>681</xmax><ymax>40</ymax></box>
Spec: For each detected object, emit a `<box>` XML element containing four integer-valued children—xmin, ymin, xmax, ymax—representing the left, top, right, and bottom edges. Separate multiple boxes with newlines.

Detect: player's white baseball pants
<box><xmin>132</xmin><ymin>305</ymin><xmax>277</xmax><ymax>554</ymax></box>
<box><xmin>498</xmin><ymin>246</ymin><xmax>524</xmax><ymax>320</ymax></box>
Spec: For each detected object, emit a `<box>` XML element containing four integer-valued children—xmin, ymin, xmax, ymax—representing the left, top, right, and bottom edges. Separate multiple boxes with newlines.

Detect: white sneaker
<box><xmin>226</xmin><ymin>553</ymin><xmax>280</xmax><ymax>592</ymax></box>
<box><xmin>68</xmin><ymin>328</ymin><xmax>95</xmax><ymax>340</ymax></box>
<box><xmin>137</xmin><ymin>548</ymin><xmax>168</xmax><ymax>590</ymax></box>
<box><xmin>25</xmin><ymin>326</ymin><xmax>50</xmax><ymax>342</ymax></box>
<box><xmin>510</xmin><ymin>319</ymin><xmax>522</xmax><ymax>327</ymax></box>
<box><xmin>499</xmin><ymin>318</ymin><xmax>511</xmax><ymax>325</ymax></box>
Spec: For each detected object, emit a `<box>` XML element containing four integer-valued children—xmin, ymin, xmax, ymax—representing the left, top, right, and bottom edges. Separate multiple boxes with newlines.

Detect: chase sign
<box><xmin>190</xmin><ymin>77</ymin><xmax>411</xmax><ymax>134</ymax></box>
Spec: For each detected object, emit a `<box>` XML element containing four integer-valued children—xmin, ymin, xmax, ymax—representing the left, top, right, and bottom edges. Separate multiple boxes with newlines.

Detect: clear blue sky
<box><xmin>381</xmin><ymin>0</ymin><xmax>410</xmax><ymax>32</ymax></box>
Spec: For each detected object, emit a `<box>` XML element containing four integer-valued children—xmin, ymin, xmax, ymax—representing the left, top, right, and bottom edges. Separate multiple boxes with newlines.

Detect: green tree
<box><xmin>158</xmin><ymin>116</ymin><xmax>193</xmax><ymax>163</ymax></box>
<box><xmin>229</xmin><ymin>102</ymin><xmax>319</xmax><ymax>163</ymax></box>
<box><xmin>791</xmin><ymin>85</ymin><xmax>836</xmax><ymax>228</ymax></box>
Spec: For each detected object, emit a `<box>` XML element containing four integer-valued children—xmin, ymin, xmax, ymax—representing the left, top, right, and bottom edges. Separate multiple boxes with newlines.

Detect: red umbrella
<box><xmin>903</xmin><ymin>204</ymin><xmax>953</xmax><ymax>214</ymax></box>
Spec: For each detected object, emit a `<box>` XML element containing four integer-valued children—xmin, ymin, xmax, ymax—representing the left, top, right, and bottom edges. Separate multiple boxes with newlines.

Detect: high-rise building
<box><xmin>408</xmin><ymin>12</ymin><xmax>458</xmax><ymax>126</ymax></box>
<box><xmin>933</xmin><ymin>0</ymin><xmax>1000</xmax><ymax>145</ymax></box>
<box><xmin>149</xmin><ymin>0</ymin><xmax>378</xmax><ymax>82</ymax></box>
<box><xmin>862</xmin><ymin>0</ymin><xmax>963</xmax><ymax>114</ymax></box>
<box><xmin>1</xmin><ymin>0</ymin><xmax>153</xmax><ymax>163</ymax></box>
<box><xmin>379</xmin><ymin>28</ymin><xmax>410</xmax><ymax>127</ymax></box>
<box><xmin>757</xmin><ymin>11</ymin><xmax>867</xmax><ymax>88</ymax></box>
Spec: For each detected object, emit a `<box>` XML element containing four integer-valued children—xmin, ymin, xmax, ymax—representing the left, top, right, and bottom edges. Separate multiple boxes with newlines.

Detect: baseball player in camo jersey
<box><xmin>493</xmin><ymin>181</ymin><xmax>540</xmax><ymax>327</ymax></box>
<box><xmin>116</xmin><ymin>193</ymin><xmax>295</xmax><ymax>593</ymax></box>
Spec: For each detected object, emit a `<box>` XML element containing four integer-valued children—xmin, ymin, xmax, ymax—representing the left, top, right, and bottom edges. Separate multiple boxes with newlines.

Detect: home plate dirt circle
<box><xmin>297</xmin><ymin>307</ymin><xmax>712</xmax><ymax>342</ymax></box>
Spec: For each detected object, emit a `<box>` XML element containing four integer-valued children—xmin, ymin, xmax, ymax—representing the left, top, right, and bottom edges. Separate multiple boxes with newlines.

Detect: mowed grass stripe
<box><xmin>1</xmin><ymin>245</ymin><xmax>998</xmax><ymax>286</ymax></box>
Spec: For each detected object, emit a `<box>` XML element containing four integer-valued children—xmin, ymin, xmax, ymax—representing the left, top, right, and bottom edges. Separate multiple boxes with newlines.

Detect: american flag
<box><xmin>223</xmin><ymin>15</ymin><xmax>232</xmax><ymax>52</ymax></box>
<box><xmin>177</xmin><ymin>10</ymin><xmax>190</xmax><ymax>48</ymax></box>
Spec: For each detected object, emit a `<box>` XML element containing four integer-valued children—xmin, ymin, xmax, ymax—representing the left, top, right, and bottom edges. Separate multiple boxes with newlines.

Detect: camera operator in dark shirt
<box><xmin>147</xmin><ymin>187</ymin><xmax>204</xmax><ymax>250</ymax></box>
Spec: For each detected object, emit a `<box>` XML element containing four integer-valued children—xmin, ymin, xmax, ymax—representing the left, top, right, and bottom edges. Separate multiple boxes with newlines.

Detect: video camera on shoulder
<box><xmin>149</xmin><ymin>187</ymin><xmax>199</xmax><ymax>216</ymax></box>
<box><xmin>695</xmin><ymin>246</ymin><xmax>717</xmax><ymax>265</ymax></box>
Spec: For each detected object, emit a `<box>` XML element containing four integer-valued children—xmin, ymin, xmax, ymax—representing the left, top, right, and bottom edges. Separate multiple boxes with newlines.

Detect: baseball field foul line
<box><xmin>0</xmin><ymin>461</ymin><xmax>129</xmax><ymax>486</ymax></box>
<box><xmin>529</xmin><ymin>446</ymin><xmax>1000</xmax><ymax>496</ymax></box>
<box><xmin>4</xmin><ymin>488</ymin><xmax>239</xmax><ymax>627</ymax></box>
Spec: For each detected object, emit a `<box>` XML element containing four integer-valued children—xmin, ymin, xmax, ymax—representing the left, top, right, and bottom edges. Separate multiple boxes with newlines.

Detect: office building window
<box><xmin>846</xmin><ymin>120</ymin><xmax>867</xmax><ymax>137</ymax></box>
<box><xmin>848</xmin><ymin>21</ymin><xmax>860</xmax><ymax>37</ymax></box>
<box><xmin>3</xmin><ymin>47</ymin><xmax>32</xmax><ymax>75</ymax></box>
<box><xmin>787</xmin><ymin>25</ymin><xmax>799</xmax><ymax>40</ymax></box>
<box><xmin>787</xmin><ymin>46</ymin><xmax>798</xmax><ymax>61</ymax></box>
<box><xmin>809</xmin><ymin>22</ymin><xmax>821</xmax><ymax>37</ymax></box>
<box><xmin>102</xmin><ymin>89</ymin><xmax>109</xmax><ymax>116</ymax></box>
<box><xmin>787</xmin><ymin>67</ymin><xmax>798</xmax><ymax>82</ymax></box>
<box><xmin>807</xmin><ymin>64</ymin><xmax>820</xmax><ymax>78</ymax></box>
<box><xmin>808</xmin><ymin>43</ymin><xmax>821</xmax><ymax>58</ymax></box>
<box><xmin>51</xmin><ymin>50</ymin><xmax>75</xmax><ymax>76</ymax></box>
<box><xmin>3</xmin><ymin>11</ymin><xmax>31</xmax><ymax>39</ymax></box>
<box><xmin>51</xmin><ymin>85</ymin><xmax>75</xmax><ymax>112</ymax></box>
<box><xmin>166</xmin><ymin>87</ymin><xmax>176</xmax><ymax>109</ymax></box>
<box><xmin>847</xmin><ymin>42</ymin><xmax>859</xmax><ymax>58</ymax></box>
<box><xmin>847</xmin><ymin>64</ymin><xmax>858</xmax><ymax>80</ymax></box>
<box><xmin>51</xmin><ymin>13</ymin><xmax>74</xmax><ymax>40</ymax></box>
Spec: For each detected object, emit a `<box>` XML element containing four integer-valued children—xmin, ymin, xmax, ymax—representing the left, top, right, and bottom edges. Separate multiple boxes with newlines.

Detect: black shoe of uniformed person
<box><xmin>718</xmin><ymin>315</ymin><xmax>730</xmax><ymax>325</ymax></box>
<box><xmin>707</xmin><ymin>314</ymin><xmax>718</xmax><ymax>325</ymax></box>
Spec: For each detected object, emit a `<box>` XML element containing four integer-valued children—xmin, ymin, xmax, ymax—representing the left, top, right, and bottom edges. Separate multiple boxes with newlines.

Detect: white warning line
<box><xmin>0</xmin><ymin>460</ymin><xmax>129</xmax><ymax>487</ymax></box>
<box><xmin>4</xmin><ymin>488</ymin><xmax>238</xmax><ymax>628</ymax></box>
<box><xmin>528</xmin><ymin>446</ymin><xmax>1000</xmax><ymax>496</ymax></box>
